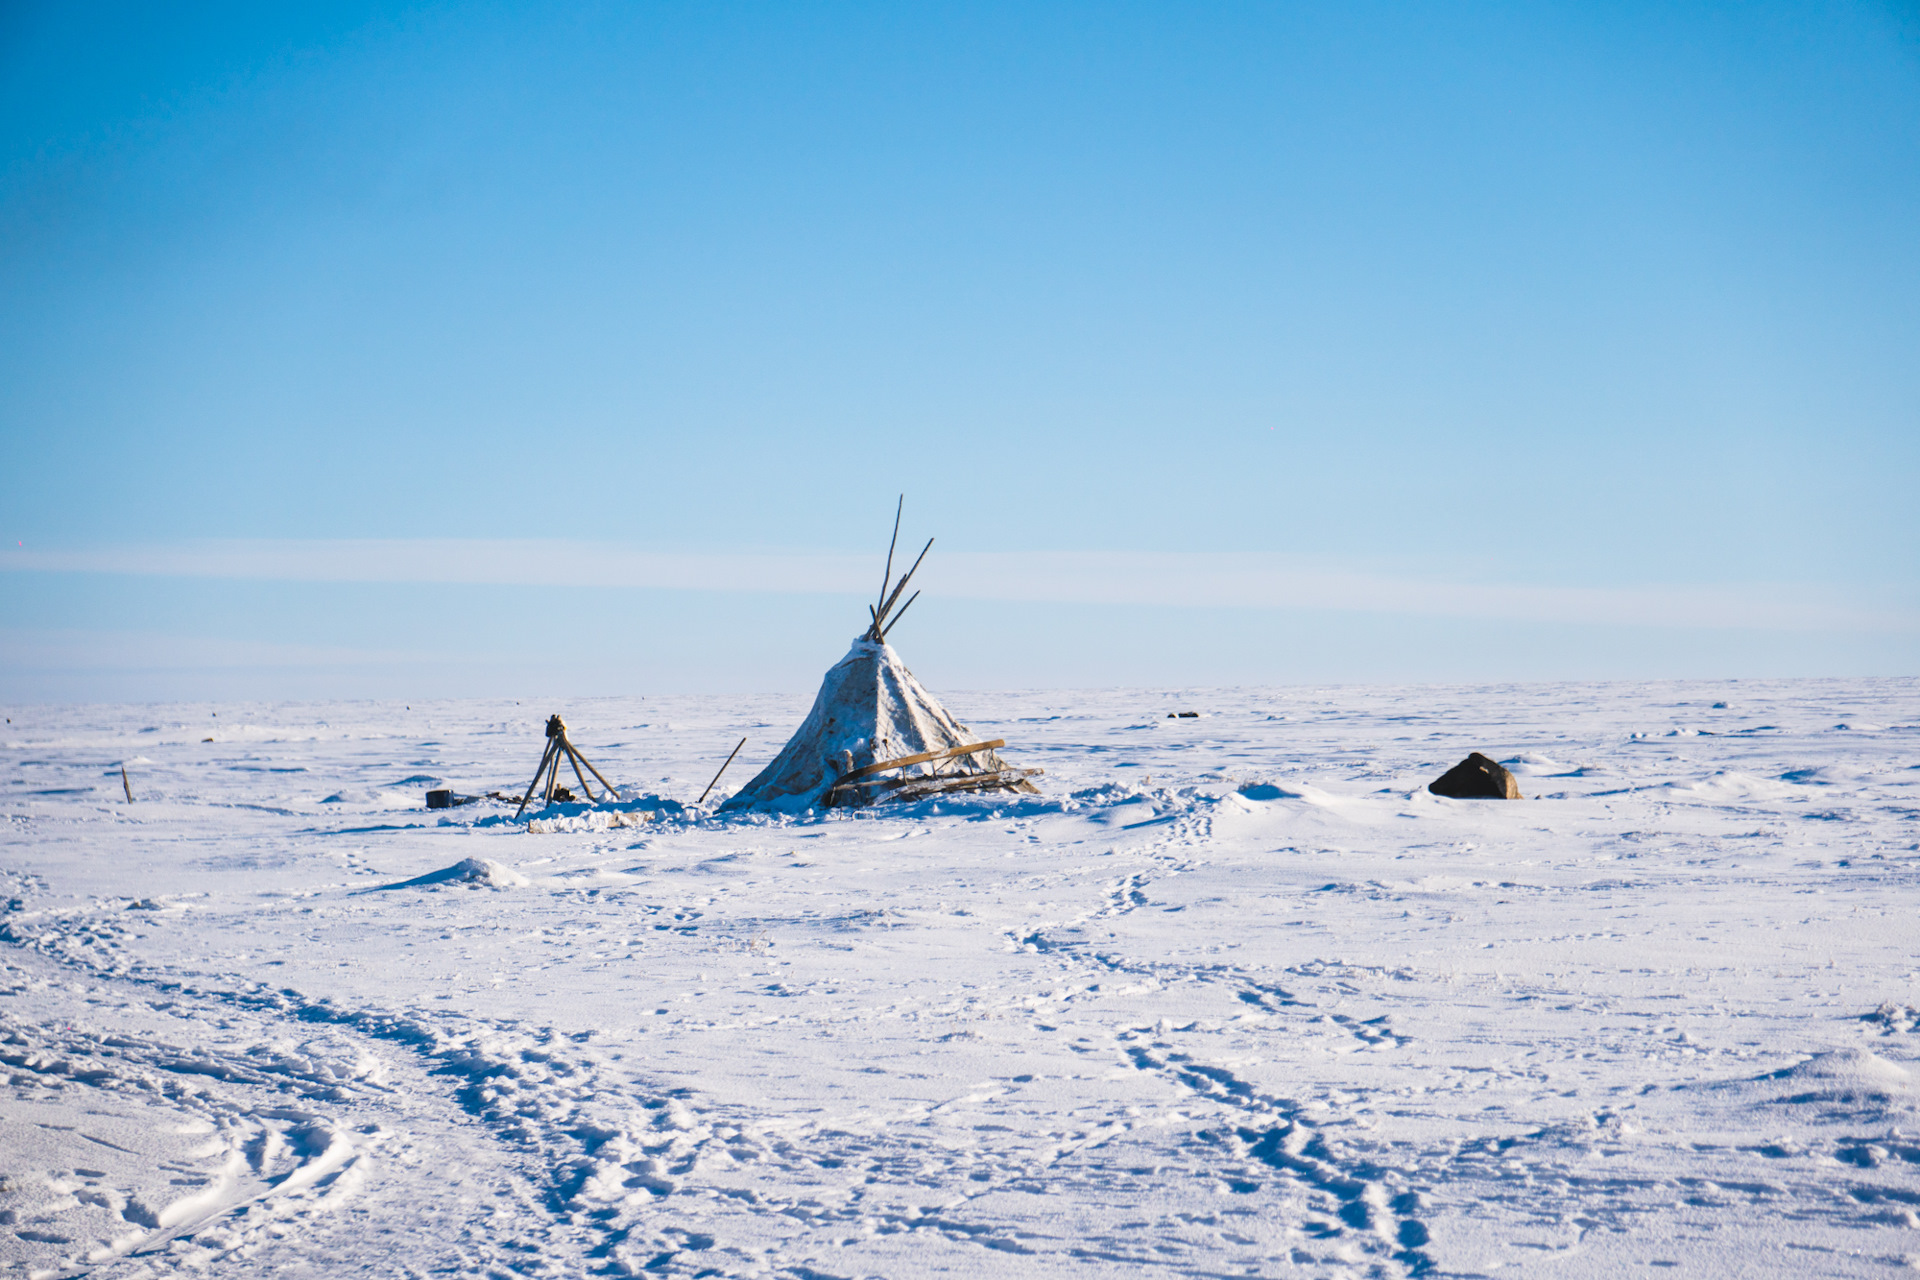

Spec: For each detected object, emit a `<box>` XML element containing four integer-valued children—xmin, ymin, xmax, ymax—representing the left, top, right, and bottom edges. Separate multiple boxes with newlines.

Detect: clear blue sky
<box><xmin>2</xmin><ymin>1</ymin><xmax>1916</xmax><ymax>702</ymax></box>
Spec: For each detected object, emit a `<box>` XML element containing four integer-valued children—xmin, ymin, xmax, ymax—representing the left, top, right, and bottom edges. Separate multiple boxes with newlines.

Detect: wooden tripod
<box><xmin>515</xmin><ymin>714</ymin><xmax>619</xmax><ymax>818</ymax></box>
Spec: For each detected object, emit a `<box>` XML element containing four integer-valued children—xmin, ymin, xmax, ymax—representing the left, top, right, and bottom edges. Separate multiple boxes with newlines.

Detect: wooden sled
<box><xmin>823</xmin><ymin>738</ymin><xmax>1043</xmax><ymax>808</ymax></box>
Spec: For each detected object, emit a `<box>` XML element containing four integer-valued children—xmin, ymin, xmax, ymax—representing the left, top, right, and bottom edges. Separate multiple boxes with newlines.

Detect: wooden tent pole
<box><xmin>875</xmin><ymin>494</ymin><xmax>903</xmax><ymax>624</ymax></box>
<box><xmin>880</xmin><ymin>590</ymin><xmax>920</xmax><ymax>641</ymax></box>
<box><xmin>567</xmin><ymin>738</ymin><xmax>619</xmax><ymax>796</ymax></box>
<box><xmin>563</xmin><ymin>740</ymin><xmax>598</xmax><ymax>801</ymax></box>
<box><xmin>515</xmin><ymin>739</ymin><xmax>558</xmax><ymax>819</ymax></box>
<box><xmin>872</xmin><ymin>537</ymin><xmax>933</xmax><ymax>634</ymax></box>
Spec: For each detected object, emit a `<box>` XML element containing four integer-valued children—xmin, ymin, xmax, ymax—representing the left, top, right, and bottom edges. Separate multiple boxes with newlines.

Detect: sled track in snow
<box><xmin>5</xmin><ymin>804</ymin><xmax>1443</xmax><ymax>1279</ymax></box>
<box><xmin>2</xmin><ymin>892</ymin><xmax>760</xmax><ymax>1276</ymax></box>
<box><xmin>984</xmin><ymin>809</ymin><xmax>1438</xmax><ymax>1277</ymax></box>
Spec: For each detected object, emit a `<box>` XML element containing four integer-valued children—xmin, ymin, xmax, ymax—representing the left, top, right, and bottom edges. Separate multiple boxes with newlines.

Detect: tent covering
<box><xmin>719</xmin><ymin>638</ymin><xmax>1035</xmax><ymax>812</ymax></box>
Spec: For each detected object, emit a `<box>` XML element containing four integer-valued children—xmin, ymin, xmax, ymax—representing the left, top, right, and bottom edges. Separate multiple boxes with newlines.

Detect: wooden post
<box><xmin>121</xmin><ymin>766</ymin><xmax>133</xmax><ymax>803</ymax></box>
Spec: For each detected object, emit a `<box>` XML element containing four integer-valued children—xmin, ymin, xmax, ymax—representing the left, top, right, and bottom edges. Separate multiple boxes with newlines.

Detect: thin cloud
<box><xmin>3</xmin><ymin>540</ymin><xmax>1910</xmax><ymax>633</ymax></box>
<box><xmin>0</xmin><ymin>627</ymin><xmax>438</xmax><ymax>672</ymax></box>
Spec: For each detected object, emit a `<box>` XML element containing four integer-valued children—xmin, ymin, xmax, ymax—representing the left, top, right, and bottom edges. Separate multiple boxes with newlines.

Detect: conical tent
<box><xmin>719</xmin><ymin>638</ymin><xmax>1037</xmax><ymax>812</ymax></box>
<box><xmin>719</xmin><ymin>500</ymin><xmax>1040</xmax><ymax>813</ymax></box>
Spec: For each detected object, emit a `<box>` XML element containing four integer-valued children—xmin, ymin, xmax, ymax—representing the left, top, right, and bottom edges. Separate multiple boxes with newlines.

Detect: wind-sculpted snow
<box><xmin>2</xmin><ymin>678</ymin><xmax>1918</xmax><ymax>1275</ymax></box>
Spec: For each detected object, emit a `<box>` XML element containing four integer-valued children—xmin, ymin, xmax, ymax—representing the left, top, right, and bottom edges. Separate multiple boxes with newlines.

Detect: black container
<box><xmin>426</xmin><ymin>788</ymin><xmax>453</xmax><ymax>809</ymax></box>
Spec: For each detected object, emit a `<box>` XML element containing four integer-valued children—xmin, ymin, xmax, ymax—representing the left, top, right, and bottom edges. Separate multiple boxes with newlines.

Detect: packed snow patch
<box><xmin>1499</xmin><ymin>752</ymin><xmax>1566</xmax><ymax>775</ymax></box>
<box><xmin>1666</xmin><ymin>770</ymin><xmax>1802</xmax><ymax>800</ymax></box>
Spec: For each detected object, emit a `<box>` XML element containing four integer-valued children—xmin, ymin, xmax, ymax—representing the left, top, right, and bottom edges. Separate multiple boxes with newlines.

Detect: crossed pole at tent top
<box><xmin>515</xmin><ymin>715</ymin><xmax>619</xmax><ymax>819</ymax></box>
<box><xmin>864</xmin><ymin>494</ymin><xmax>931</xmax><ymax>644</ymax></box>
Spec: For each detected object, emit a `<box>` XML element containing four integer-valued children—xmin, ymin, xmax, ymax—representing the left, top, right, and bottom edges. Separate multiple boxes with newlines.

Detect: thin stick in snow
<box><xmin>699</xmin><ymin>738</ymin><xmax>747</xmax><ymax>805</ymax></box>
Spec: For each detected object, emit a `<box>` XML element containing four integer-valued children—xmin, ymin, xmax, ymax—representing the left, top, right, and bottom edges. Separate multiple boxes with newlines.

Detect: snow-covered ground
<box><xmin>3</xmin><ymin>675</ymin><xmax>1918</xmax><ymax>1278</ymax></box>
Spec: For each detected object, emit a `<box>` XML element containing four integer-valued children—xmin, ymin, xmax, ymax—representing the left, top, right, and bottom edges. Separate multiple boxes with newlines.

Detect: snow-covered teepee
<box><xmin>719</xmin><ymin>505</ymin><xmax>1041</xmax><ymax>813</ymax></box>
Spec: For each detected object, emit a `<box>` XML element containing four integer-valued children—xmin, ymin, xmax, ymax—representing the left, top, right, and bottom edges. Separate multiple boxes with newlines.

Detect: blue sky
<box><xmin>2</xmin><ymin>1</ymin><xmax>1916</xmax><ymax>702</ymax></box>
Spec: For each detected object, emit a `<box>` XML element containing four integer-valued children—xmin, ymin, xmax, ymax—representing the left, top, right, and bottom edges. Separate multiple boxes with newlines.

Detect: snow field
<box><xmin>3</xmin><ymin>677</ymin><xmax>1918</xmax><ymax>1277</ymax></box>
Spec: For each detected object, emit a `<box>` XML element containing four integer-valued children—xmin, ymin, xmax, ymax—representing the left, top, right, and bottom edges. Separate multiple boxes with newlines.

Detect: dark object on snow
<box><xmin>426</xmin><ymin>788</ymin><xmax>452</xmax><ymax>809</ymax></box>
<box><xmin>1428</xmin><ymin>753</ymin><xmax>1521</xmax><ymax>800</ymax></box>
<box><xmin>1167</xmin><ymin>711</ymin><xmax>1199</xmax><ymax>718</ymax></box>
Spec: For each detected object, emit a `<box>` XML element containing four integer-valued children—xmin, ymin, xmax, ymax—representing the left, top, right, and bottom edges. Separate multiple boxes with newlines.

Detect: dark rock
<box><xmin>1428</xmin><ymin>752</ymin><xmax>1520</xmax><ymax>800</ymax></box>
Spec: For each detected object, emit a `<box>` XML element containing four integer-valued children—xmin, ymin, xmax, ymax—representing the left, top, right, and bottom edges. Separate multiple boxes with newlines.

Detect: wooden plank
<box><xmin>830</xmin><ymin>739</ymin><xmax>1005</xmax><ymax>787</ymax></box>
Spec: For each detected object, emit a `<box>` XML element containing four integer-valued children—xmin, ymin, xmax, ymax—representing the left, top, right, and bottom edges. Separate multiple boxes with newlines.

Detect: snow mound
<box><xmin>369</xmin><ymin>857</ymin><xmax>531</xmax><ymax>892</ymax></box>
<box><xmin>1232</xmin><ymin>781</ymin><xmax>1342</xmax><ymax>806</ymax></box>
<box><xmin>1763</xmin><ymin>1048</ymin><xmax>1911</xmax><ymax>1090</ymax></box>
<box><xmin>1703</xmin><ymin>1048</ymin><xmax>1914</xmax><ymax>1119</ymax></box>
<box><xmin>453</xmin><ymin>857</ymin><xmax>530</xmax><ymax>888</ymax></box>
